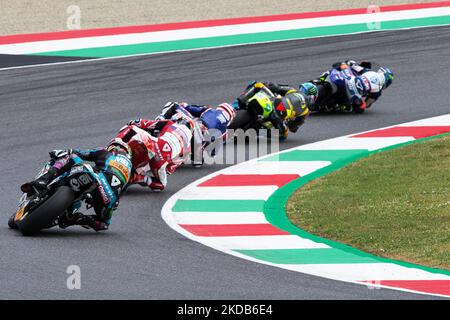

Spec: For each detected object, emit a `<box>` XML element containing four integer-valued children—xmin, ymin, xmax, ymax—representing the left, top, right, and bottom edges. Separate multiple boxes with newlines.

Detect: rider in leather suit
<box><xmin>313</xmin><ymin>60</ymin><xmax>394</xmax><ymax>111</ymax></box>
<box><xmin>113</xmin><ymin>117</ymin><xmax>193</xmax><ymax>191</ymax></box>
<box><xmin>20</xmin><ymin>144</ymin><xmax>132</xmax><ymax>231</ymax></box>
<box><xmin>156</xmin><ymin>101</ymin><xmax>236</xmax><ymax>165</ymax></box>
<box><xmin>233</xmin><ymin>81</ymin><xmax>314</xmax><ymax>138</ymax></box>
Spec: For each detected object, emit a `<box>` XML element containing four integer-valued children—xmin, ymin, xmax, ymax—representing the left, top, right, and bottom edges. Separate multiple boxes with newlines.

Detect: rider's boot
<box><xmin>131</xmin><ymin>173</ymin><xmax>164</xmax><ymax>191</ymax></box>
<box><xmin>20</xmin><ymin>167</ymin><xmax>58</xmax><ymax>195</ymax></box>
<box><xmin>58</xmin><ymin>211</ymin><xmax>83</xmax><ymax>229</ymax></box>
<box><xmin>59</xmin><ymin>213</ymin><xmax>108</xmax><ymax>231</ymax></box>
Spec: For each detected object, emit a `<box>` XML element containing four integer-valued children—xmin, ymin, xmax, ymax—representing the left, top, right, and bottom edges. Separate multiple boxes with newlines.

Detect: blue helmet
<box><xmin>298</xmin><ymin>82</ymin><xmax>319</xmax><ymax>105</ymax></box>
<box><xmin>379</xmin><ymin>67</ymin><xmax>394</xmax><ymax>89</ymax></box>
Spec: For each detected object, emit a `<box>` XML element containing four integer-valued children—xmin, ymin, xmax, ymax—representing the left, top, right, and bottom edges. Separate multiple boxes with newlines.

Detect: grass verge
<box><xmin>287</xmin><ymin>134</ymin><xmax>450</xmax><ymax>270</ymax></box>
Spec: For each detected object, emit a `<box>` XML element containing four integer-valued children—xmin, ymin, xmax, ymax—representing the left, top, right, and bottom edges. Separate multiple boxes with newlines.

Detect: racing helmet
<box><xmin>275</xmin><ymin>92</ymin><xmax>308</xmax><ymax>120</ymax></box>
<box><xmin>107</xmin><ymin>138</ymin><xmax>132</xmax><ymax>158</ymax></box>
<box><xmin>378</xmin><ymin>67</ymin><xmax>394</xmax><ymax>89</ymax></box>
<box><xmin>298</xmin><ymin>82</ymin><xmax>319</xmax><ymax>106</ymax></box>
<box><xmin>216</xmin><ymin>103</ymin><xmax>236</xmax><ymax>125</ymax></box>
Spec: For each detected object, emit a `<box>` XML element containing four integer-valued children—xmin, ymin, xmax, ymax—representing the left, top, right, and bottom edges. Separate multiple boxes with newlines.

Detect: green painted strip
<box><xmin>172</xmin><ymin>199</ymin><xmax>265</xmax><ymax>212</ymax></box>
<box><xmin>264</xmin><ymin>132</ymin><xmax>450</xmax><ymax>275</ymax></box>
<box><xmin>33</xmin><ymin>15</ymin><xmax>450</xmax><ymax>58</ymax></box>
<box><xmin>261</xmin><ymin>149</ymin><xmax>368</xmax><ymax>163</ymax></box>
<box><xmin>235</xmin><ymin>248</ymin><xmax>383</xmax><ymax>264</ymax></box>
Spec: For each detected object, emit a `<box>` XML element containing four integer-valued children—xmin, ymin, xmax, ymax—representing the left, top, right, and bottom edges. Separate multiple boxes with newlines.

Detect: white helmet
<box><xmin>361</xmin><ymin>71</ymin><xmax>385</xmax><ymax>94</ymax></box>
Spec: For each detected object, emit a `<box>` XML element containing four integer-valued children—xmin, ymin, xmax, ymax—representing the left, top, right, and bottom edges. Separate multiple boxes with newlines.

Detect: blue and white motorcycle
<box><xmin>310</xmin><ymin>62</ymin><xmax>392</xmax><ymax>113</ymax></box>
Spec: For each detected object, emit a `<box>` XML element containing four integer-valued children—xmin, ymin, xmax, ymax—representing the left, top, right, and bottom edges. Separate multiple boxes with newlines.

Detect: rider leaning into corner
<box><xmin>157</xmin><ymin>101</ymin><xmax>236</xmax><ymax>164</ymax></box>
<box><xmin>233</xmin><ymin>81</ymin><xmax>318</xmax><ymax>139</ymax></box>
<box><xmin>115</xmin><ymin>101</ymin><xmax>236</xmax><ymax>191</ymax></box>
<box><xmin>312</xmin><ymin>60</ymin><xmax>394</xmax><ymax>111</ymax></box>
<box><xmin>114</xmin><ymin>117</ymin><xmax>192</xmax><ymax>192</ymax></box>
<box><xmin>20</xmin><ymin>143</ymin><xmax>133</xmax><ymax>231</ymax></box>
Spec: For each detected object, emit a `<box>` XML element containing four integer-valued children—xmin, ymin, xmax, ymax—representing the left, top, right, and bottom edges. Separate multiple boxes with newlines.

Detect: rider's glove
<box><xmin>158</xmin><ymin>102</ymin><xmax>180</xmax><ymax>120</ymax></box>
<box><xmin>49</xmin><ymin>149</ymin><xmax>72</xmax><ymax>159</ymax></box>
<box><xmin>127</xmin><ymin>119</ymin><xmax>141</xmax><ymax>126</ymax></box>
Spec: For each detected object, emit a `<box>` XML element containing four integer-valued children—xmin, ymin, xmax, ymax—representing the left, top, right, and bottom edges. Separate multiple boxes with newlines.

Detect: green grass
<box><xmin>287</xmin><ymin>135</ymin><xmax>450</xmax><ymax>270</ymax></box>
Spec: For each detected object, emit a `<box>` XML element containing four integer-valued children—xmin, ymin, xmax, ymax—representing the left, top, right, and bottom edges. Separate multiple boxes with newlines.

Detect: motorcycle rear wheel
<box><xmin>227</xmin><ymin>109</ymin><xmax>252</xmax><ymax>130</ymax></box>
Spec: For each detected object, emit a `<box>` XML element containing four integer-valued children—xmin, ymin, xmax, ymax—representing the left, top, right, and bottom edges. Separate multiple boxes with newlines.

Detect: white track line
<box><xmin>202</xmin><ymin>235</ymin><xmax>330</xmax><ymax>250</ymax></box>
<box><xmin>2</xmin><ymin>7</ymin><xmax>449</xmax><ymax>55</ymax></box>
<box><xmin>176</xmin><ymin>186</ymin><xmax>278</xmax><ymax>200</ymax></box>
<box><xmin>171</xmin><ymin>211</ymin><xmax>268</xmax><ymax>225</ymax></box>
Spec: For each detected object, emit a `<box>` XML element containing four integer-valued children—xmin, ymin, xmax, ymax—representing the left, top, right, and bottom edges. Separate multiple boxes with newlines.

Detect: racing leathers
<box><xmin>114</xmin><ymin>119</ymin><xmax>193</xmax><ymax>191</ymax></box>
<box><xmin>21</xmin><ymin>148</ymin><xmax>132</xmax><ymax>231</ymax></box>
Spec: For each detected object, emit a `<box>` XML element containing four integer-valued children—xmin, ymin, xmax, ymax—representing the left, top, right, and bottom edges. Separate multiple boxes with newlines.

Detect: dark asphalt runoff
<box><xmin>1</xmin><ymin>25</ymin><xmax>449</xmax><ymax>299</ymax></box>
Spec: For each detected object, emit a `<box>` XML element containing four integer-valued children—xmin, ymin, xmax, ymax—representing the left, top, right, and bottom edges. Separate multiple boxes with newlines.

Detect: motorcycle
<box><xmin>311</xmin><ymin>61</ymin><xmax>388</xmax><ymax>114</ymax></box>
<box><xmin>228</xmin><ymin>85</ymin><xmax>279</xmax><ymax>132</ymax></box>
<box><xmin>9</xmin><ymin>155</ymin><xmax>102</xmax><ymax>235</ymax></box>
<box><xmin>311</xmin><ymin>80</ymin><xmax>366</xmax><ymax>114</ymax></box>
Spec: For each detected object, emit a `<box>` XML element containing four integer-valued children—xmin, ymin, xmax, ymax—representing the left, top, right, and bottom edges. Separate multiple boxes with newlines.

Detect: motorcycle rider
<box><xmin>20</xmin><ymin>143</ymin><xmax>133</xmax><ymax>231</ymax></box>
<box><xmin>233</xmin><ymin>81</ymin><xmax>316</xmax><ymax>139</ymax></box>
<box><xmin>113</xmin><ymin>115</ymin><xmax>193</xmax><ymax>191</ymax></box>
<box><xmin>313</xmin><ymin>60</ymin><xmax>393</xmax><ymax>111</ymax></box>
<box><xmin>156</xmin><ymin>101</ymin><xmax>236</xmax><ymax>164</ymax></box>
<box><xmin>343</xmin><ymin>60</ymin><xmax>394</xmax><ymax>108</ymax></box>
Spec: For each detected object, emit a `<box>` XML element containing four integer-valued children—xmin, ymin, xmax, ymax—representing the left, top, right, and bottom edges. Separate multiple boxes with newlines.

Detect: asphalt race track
<box><xmin>1</xmin><ymin>26</ymin><xmax>449</xmax><ymax>299</ymax></box>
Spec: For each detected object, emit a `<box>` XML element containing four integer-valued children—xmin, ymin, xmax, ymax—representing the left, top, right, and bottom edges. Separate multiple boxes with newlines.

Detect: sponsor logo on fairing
<box><xmin>97</xmin><ymin>173</ymin><xmax>115</xmax><ymax>205</ymax></box>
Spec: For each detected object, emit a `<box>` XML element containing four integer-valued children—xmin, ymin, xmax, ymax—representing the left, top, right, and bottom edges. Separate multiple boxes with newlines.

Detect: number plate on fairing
<box><xmin>69</xmin><ymin>173</ymin><xmax>93</xmax><ymax>192</ymax></box>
